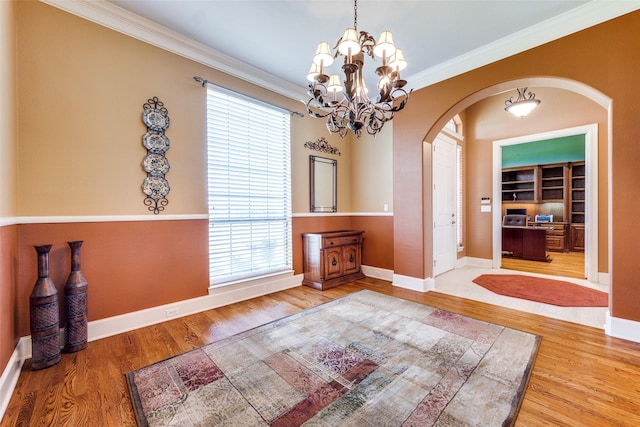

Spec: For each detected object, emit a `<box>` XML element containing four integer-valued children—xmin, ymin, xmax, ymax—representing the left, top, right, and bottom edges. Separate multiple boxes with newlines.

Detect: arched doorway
<box><xmin>424</xmin><ymin>78</ymin><xmax>611</xmax><ymax>316</ymax></box>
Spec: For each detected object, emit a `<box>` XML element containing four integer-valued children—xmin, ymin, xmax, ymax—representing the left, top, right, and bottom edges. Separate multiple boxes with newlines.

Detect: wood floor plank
<box><xmin>2</xmin><ymin>277</ymin><xmax>640</xmax><ymax>426</ymax></box>
<box><xmin>501</xmin><ymin>251</ymin><xmax>585</xmax><ymax>279</ymax></box>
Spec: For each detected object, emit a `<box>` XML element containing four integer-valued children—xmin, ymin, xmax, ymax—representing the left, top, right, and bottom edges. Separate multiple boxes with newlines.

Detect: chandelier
<box><xmin>504</xmin><ymin>87</ymin><xmax>541</xmax><ymax>118</ymax></box>
<box><xmin>306</xmin><ymin>0</ymin><xmax>411</xmax><ymax>138</ymax></box>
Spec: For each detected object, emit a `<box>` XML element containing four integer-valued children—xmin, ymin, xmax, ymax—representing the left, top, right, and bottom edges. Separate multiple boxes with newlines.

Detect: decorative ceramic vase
<box><xmin>63</xmin><ymin>240</ymin><xmax>88</xmax><ymax>353</ymax></box>
<box><xmin>30</xmin><ymin>244</ymin><xmax>61</xmax><ymax>370</ymax></box>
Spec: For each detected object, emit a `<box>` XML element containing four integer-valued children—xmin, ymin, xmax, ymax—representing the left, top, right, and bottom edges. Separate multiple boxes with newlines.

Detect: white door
<box><xmin>433</xmin><ymin>134</ymin><xmax>457</xmax><ymax>276</ymax></box>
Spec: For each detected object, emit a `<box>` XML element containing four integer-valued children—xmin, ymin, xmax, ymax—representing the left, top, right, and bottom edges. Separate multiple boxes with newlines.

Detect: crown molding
<box><xmin>40</xmin><ymin>0</ymin><xmax>640</xmax><ymax>99</ymax></box>
<box><xmin>407</xmin><ymin>0</ymin><xmax>640</xmax><ymax>89</ymax></box>
<box><xmin>39</xmin><ymin>0</ymin><xmax>306</xmax><ymax>101</ymax></box>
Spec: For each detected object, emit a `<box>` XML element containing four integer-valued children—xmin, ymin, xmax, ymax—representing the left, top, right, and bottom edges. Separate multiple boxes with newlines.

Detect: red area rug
<box><xmin>473</xmin><ymin>274</ymin><xmax>608</xmax><ymax>307</ymax></box>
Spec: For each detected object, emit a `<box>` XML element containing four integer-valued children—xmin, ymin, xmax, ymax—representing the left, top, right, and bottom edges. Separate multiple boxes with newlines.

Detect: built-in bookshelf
<box><xmin>501</xmin><ymin>167</ymin><xmax>536</xmax><ymax>202</ymax></box>
<box><xmin>502</xmin><ymin>164</ymin><xmax>568</xmax><ymax>204</ymax></box>
<box><xmin>540</xmin><ymin>164</ymin><xmax>567</xmax><ymax>202</ymax></box>
<box><xmin>501</xmin><ymin>161</ymin><xmax>586</xmax><ymax>252</ymax></box>
<box><xmin>570</xmin><ymin>162</ymin><xmax>585</xmax><ymax>224</ymax></box>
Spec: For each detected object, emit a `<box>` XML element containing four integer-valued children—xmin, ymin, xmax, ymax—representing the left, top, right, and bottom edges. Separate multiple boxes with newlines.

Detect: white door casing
<box><xmin>492</xmin><ymin>124</ymin><xmax>598</xmax><ymax>281</ymax></box>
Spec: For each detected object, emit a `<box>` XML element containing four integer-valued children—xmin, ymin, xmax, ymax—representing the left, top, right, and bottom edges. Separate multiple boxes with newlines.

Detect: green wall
<box><xmin>502</xmin><ymin>134</ymin><xmax>585</xmax><ymax>168</ymax></box>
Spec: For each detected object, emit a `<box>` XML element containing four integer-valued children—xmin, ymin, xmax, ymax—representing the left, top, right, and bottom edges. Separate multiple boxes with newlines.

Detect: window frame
<box><xmin>205</xmin><ymin>85</ymin><xmax>292</xmax><ymax>287</ymax></box>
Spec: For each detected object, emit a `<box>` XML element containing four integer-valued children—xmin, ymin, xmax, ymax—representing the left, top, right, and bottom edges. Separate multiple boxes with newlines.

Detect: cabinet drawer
<box><xmin>322</xmin><ymin>235</ymin><xmax>361</xmax><ymax>248</ymax></box>
<box><xmin>546</xmin><ymin>228</ymin><xmax>565</xmax><ymax>236</ymax></box>
<box><xmin>546</xmin><ymin>236</ymin><xmax>565</xmax><ymax>251</ymax></box>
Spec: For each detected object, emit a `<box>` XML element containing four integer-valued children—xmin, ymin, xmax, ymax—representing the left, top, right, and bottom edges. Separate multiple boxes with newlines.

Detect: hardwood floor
<box><xmin>502</xmin><ymin>251</ymin><xmax>586</xmax><ymax>279</ymax></box>
<box><xmin>3</xmin><ymin>277</ymin><xmax>640</xmax><ymax>426</ymax></box>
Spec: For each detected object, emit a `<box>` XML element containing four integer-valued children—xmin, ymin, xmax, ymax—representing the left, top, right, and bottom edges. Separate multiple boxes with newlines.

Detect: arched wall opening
<box><xmin>420</xmin><ymin>76</ymin><xmax>611</xmax><ymax>301</ymax></box>
<box><xmin>392</xmin><ymin>11</ymin><xmax>640</xmax><ymax>342</ymax></box>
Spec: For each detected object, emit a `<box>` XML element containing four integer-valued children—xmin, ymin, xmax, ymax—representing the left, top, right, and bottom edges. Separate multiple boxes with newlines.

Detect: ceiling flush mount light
<box><xmin>306</xmin><ymin>0</ymin><xmax>412</xmax><ymax>138</ymax></box>
<box><xmin>504</xmin><ymin>87</ymin><xmax>541</xmax><ymax>118</ymax></box>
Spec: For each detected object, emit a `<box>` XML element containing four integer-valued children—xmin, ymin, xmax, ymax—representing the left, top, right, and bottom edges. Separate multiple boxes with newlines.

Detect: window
<box><xmin>444</xmin><ymin>118</ymin><xmax>457</xmax><ymax>134</ymax></box>
<box><xmin>206</xmin><ymin>86</ymin><xmax>292</xmax><ymax>286</ymax></box>
<box><xmin>444</xmin><ymin>115</ymin><xmax>464</xmax><ymax>249</ymax></box>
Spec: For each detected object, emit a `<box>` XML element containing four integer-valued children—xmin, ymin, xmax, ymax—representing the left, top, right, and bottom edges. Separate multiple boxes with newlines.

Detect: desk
<box><xmin>502</xmin><ymin>226</ymin><xmax>550</xmax><ymax>262</ymax></box>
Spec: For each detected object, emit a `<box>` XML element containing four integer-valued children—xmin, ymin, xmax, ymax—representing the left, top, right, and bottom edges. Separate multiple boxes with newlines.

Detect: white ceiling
<box><xmin>50</xmin><ymin>0</ymin><xmax>640</xmax><ymax>100</ymax></box>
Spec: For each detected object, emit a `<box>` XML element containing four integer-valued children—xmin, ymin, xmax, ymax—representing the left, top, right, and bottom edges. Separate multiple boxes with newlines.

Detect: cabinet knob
<box><xmin>349</xmin><ymin>254</ymin><xmax>354</xmax><ymax>263</ymax></box>
<box><xmin>332</xmin><ymin>257</ymin><xmax>337</xmax><ymax>266</ymax></box>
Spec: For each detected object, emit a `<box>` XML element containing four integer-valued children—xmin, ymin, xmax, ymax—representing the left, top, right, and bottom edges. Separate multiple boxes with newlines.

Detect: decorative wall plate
<box><xmin>142</xmin><ymin>108</ymin><xmax>170</xmax><ymax>131</ymax></box>
<box><xmin>142</xmin><ymin>131</ymin><xmax>170</xmax><ymax>154</ymax></box>
<box><xmin>142</xmin><ymin>96</ymin><xmax>170</xmax><ymax>214</ymax></box>
<box><xmin>142</xmin><ymin>176</ymin><xmax>170</xmax><ymax>199</ymax></box>
<box><xmin>142</xmin><ymin>154</ymin><xmax>170</xmax><ymax>177</ymax></box>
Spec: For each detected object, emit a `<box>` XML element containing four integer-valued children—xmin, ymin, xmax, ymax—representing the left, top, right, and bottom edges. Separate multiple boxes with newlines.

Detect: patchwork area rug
<box><xmin>473</xmin><ymin>274</ymin><xmax>608</xmax><ymax>307</ymax></box>
<box><xmin>126</xmin><ymin>290</ymin><xmax>540</xmax><ymax>426</ymax></box>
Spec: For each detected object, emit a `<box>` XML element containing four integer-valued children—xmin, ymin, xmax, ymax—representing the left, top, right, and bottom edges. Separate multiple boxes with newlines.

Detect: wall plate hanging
<box><xmin>141</xmin><ymin>97</ymin><xmax>170</xmax><ymax>214</ymax></box>
<box><xmin>304</xmin><ymin>137</ymin><xmax>341</xmax><ymax>156</ymax></box>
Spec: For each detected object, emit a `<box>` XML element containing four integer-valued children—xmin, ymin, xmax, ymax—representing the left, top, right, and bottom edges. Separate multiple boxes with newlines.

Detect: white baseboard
<box><xmin>361</xmin><ymin>265</ymin><xmax>394</xmax><ymax>281</ymax></box>
<box><xmin>457</xmin><ymin>256</ymin><xmax>493</xmax><ymax>268</ymax></box>
<box><xmin>0</xmin><ymin>338</ymin><xmax>28</xmax><ymax>421</ymax></box>
<box><xmin>605</xmin><ymin>311</ymin><xmax>640</xmax><ymax>343</ymax></box>
<box><xmin>392</xmin><ymin>274</ymin><xmax>435</xmax><ymax>292</ymax></box>
<box><xmin>597</xmin><ymin>272</ymin><xmax>610</xmax><ymax>286</ymax></box>
<box><xmin>89</xmin><ymin>272</ymin><xmax>302</xmax><ymax>342</ymax></box>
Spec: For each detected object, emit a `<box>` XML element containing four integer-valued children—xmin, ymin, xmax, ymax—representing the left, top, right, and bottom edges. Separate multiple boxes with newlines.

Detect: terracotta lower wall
<box><xmin>0</xmin><ymin>225</ymin><xmax>18</xmax><ymax>372</ymax></box>
<box><xmin>11</xmin><ymin>215</ymin><xmax>391</xmax><ymax>340</ymax></box>
<box><xmin>350</xmin><ymin>216</ymin><xmax>394</xmax><ymax>270</ymax></box>
<box><xmin>15</xmin><ymin>220</ymin><xmax>209</xmax><ymax>337</ymax></box>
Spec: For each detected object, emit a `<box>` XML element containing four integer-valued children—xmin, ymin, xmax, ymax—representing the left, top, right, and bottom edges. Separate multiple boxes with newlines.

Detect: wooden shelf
<box><xmin>501</xmin><ymin>167</ymin><xmax>536</xmax><ymax>202</ymax></box>
<box><xmin>540</xmin><ymin>164</ymin><xmax>568</xmax><ymax>202</ymax></box>
<box><xmin>570</xmin><ymin>162</ymin><xmax>585</xmax><ymax>225</ymax></box>
<box><xmin>502</xmin><ymin>164</ymin><xmax>568</xmax><ymax>205</ymax></box>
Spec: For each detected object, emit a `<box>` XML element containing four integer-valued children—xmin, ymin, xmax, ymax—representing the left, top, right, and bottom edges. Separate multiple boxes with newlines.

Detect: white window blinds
<box><xmin>206</xmin><ymin>86</ymin><xmax>292</xmax><ymax>286</ymax></box>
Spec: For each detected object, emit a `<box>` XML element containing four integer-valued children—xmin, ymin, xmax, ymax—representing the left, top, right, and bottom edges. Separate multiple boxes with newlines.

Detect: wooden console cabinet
<box><xmin>302</xmin><ymin>230</ymin><xmax>365</xmax><ymax>290</ymax></box>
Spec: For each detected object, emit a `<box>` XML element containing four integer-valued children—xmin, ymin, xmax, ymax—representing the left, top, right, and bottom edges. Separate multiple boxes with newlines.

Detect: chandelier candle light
<box><xmin>504</xmin><ymin>87</ymin><xmax>541</xmax><ymax>118</ymax></box>
<box><xmin>306</xmin><ymin>0</ymin><xmax>411</xmax><ymax>138</ymax></box>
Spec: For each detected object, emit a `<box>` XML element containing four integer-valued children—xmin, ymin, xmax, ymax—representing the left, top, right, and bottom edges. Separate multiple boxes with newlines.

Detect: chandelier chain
<box><xmin>354</xmin><ymin>0</ymin><xmax>358</xmax><ymax>30</ymax></box>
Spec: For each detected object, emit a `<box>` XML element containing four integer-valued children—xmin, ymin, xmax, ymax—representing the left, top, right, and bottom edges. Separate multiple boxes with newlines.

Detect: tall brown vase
<box><xmin>63</xmin><ymin>240</ymin><xmax>88</xmax><ymax>353</ymax></box>
<box><xmin>30</xmin><ymin>244</ymin><xmax>61</xmax><ymax>370</ymax></box>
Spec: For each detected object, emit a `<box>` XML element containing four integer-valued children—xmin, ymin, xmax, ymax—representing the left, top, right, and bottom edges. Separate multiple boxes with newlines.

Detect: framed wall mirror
<box><xmin>310</xmin><ymin>155</ymin><xmax>337</xmax><ymax>212</ymax></box>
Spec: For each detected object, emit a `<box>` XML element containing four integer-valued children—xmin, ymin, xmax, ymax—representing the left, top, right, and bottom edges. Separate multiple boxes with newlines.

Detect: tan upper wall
<box><xmin>0</xmin><ymin>0</ymin><xmax>17</xmax><ymax>217</ymax></box>
<box><xmin>464</xmin><ymin>87</ymin><xmax>608</xmax><ymax>272</ymax></box>
<box><xmin>291</xmin><ymin>121</ymin><xmax>353</xmax><ymax>214</ymax></box>
<box><xmin>350</xmin><ymin>125</ymin><xmax>394</xmax><ymax>213</ymax></box>
<box><xmin>15</xmin><ymin>1</ymin><xmax>357</xmax><ymax>217</ymax></box>
<box><xmin>15</xmin><ymin>1</ymin><xmax>393</xmax><ymax>217</ymax></box>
